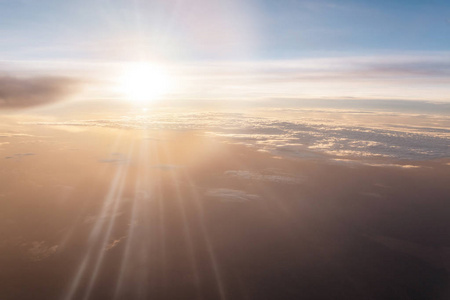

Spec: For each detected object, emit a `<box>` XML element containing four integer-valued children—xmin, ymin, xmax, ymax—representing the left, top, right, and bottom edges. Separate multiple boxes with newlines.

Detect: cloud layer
<box><xmin>31</xmin><ymin>108</ymin><xmax>449</xmax><ymax>161</ymax></box>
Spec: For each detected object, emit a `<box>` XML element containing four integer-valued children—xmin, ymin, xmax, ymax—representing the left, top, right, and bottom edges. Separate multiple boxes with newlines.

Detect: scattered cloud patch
<box><xmin>105</xmin><ymin>236</ymin><xmax>126</xmax><ymax>251</ymax></box>
<box><xmin>205</xmin><ymin>188</ymin><xmax>260</xmax><ymax>202</ymax></box>
<box><xmin>99</xmin><ymin>153</ymin><xmax>128</xmax><ymax>164</ymax></box>
<box><xmin>225</xmin><ymin>170</ymin><xmax>305</xmax><ymax>184</ymax></box>
<box><xmin>24</xmin><ymin>241</ymin><xmax>59</xmax><ymax>262</ymax></box>
<box><xmin>363</xmin><ymin>163</ymin><xmax>421</xmax><ymax>169</ymax></box>
<box><xmin>5</xmin><ymin>153</ymin><xmax>35</xmax><ymax>159</ymax></box>
<box><xmin>151</xmin><ymin>164</ymin><xmax>183</xmax><ymax>170</ymax></box>
<box><xmin>0</xmin><ymin>133</ymin><xmax>35</xmax><ymax>137</ymax></box>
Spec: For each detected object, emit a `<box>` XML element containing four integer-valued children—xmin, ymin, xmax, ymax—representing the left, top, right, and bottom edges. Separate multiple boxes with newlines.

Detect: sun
<box><xmin>118</xmin><ymin>62</ymin><xmax>173</xmax><ymax>104</ymax></box>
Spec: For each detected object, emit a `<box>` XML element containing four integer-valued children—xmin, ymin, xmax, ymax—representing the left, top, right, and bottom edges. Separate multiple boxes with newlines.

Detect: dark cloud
<box><xmin>0</xmin><ymin>75</ymin><xmax>82</xmax><ymax>109</ymax></box>
<box><xmin>5</xmin><ymin>153</ymin><xmax>35</xmax><ymax>159</ymax></box>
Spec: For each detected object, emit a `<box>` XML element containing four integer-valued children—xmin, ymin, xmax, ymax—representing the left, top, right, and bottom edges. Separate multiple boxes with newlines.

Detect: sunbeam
<box><xmin>64</xmin><ymin>135</ymin><xmax>134</xmax><ymax>300</ymax></box>
<box><xmin>160</xmin><ymin>139</ymin><xmax>202</xmax><ymax>298</ymax></box>
<box><xmin>183</xmin><ymin>172</ymin><xmax>228</xmax><ymax>300</ymax></box>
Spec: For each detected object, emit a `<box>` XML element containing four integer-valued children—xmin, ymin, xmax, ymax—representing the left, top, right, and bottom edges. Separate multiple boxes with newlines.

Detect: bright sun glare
<box><xmin>119</xmin><ymin>63</ymin><xmax>172</xmax><ymax>104</ymax></box>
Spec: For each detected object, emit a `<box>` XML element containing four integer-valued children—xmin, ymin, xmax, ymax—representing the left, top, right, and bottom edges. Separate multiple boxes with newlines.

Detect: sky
<box><xmin>1</xmin><ymin>2</ymin><xmax>450</xmax><ymax>299</ymax></box>
<box><xmin>1</xmin><ymin>0</ymin><xmax>450</xmax><ymax>60</ymax></box>
<box><xmin>0</xmin><ymin>0</ymin><xmax>450</xmax><ymax>105</ymax></box>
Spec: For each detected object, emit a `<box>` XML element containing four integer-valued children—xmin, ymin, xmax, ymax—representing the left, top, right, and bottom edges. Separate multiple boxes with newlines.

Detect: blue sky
<box><xmin>258</xmin><ymin>0</ymin><xmax>450</xmax><ymax>57</ymax></box>
<box><xmin>1</xmin><ymin>0</ymin><xmax>449</xmax><ymax>60</ymax></box>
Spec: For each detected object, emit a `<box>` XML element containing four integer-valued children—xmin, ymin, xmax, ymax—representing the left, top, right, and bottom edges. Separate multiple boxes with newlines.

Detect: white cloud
<box><xmin>363</xmin><ymin>163</ymin><xmax>421</xmax><ymax>169</ymax></box>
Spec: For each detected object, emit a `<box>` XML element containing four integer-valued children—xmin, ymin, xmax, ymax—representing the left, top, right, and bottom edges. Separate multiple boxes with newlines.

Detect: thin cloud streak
<box><xmin>1</xmin><ymin>53</ymin><xmax>450</xmax><ymax>104</ymax></box>
<box><xmin>173</xmin><ymin>54</ymin><xmax>450</xmax><ymax>101</ymax></box>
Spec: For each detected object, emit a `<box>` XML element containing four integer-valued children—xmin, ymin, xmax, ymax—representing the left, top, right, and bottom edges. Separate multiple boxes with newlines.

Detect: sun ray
<box><xmin>63</xmin><ymin>133</ymin><xmax>133</xmax><ymax>300</ymax></box>
<box><xmin>160</xmin><ymin>141</ymin><xmax>202</xmax><ymax>296</ymax></box>
<box><xmin>182</xmin><ymin>171</ymin><xmax>228</xmax><ymax>300</ymax></box>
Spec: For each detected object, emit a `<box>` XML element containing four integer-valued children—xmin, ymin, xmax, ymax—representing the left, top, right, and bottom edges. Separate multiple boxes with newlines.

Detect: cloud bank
<box><xmin>0</xmin><ymin>75</ymin><xmax>81</xmax><ymax>109</ymax></box>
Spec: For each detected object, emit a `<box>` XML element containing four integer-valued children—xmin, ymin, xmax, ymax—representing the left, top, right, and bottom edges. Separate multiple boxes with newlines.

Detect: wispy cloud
<box><xmin>137</xmin><ymin>54</ymin><xmax>446</xmax><ymax>101</ymax></box>
<box><xmin>24</xmin><ymin>241</ymin><xmax>59</xmax><ymax>262</ymax></box>
<box><xmin>104</xmin><ymin>236</ymin><xmax>126</xmax><ymax>251</ymax></box>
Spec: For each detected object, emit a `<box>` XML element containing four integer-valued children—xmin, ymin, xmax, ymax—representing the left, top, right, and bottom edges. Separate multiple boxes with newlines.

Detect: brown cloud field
<box><xmin>0</xmin><ymin>121</ymin><xmax>449</xmax><ymax>299</ymax></box>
